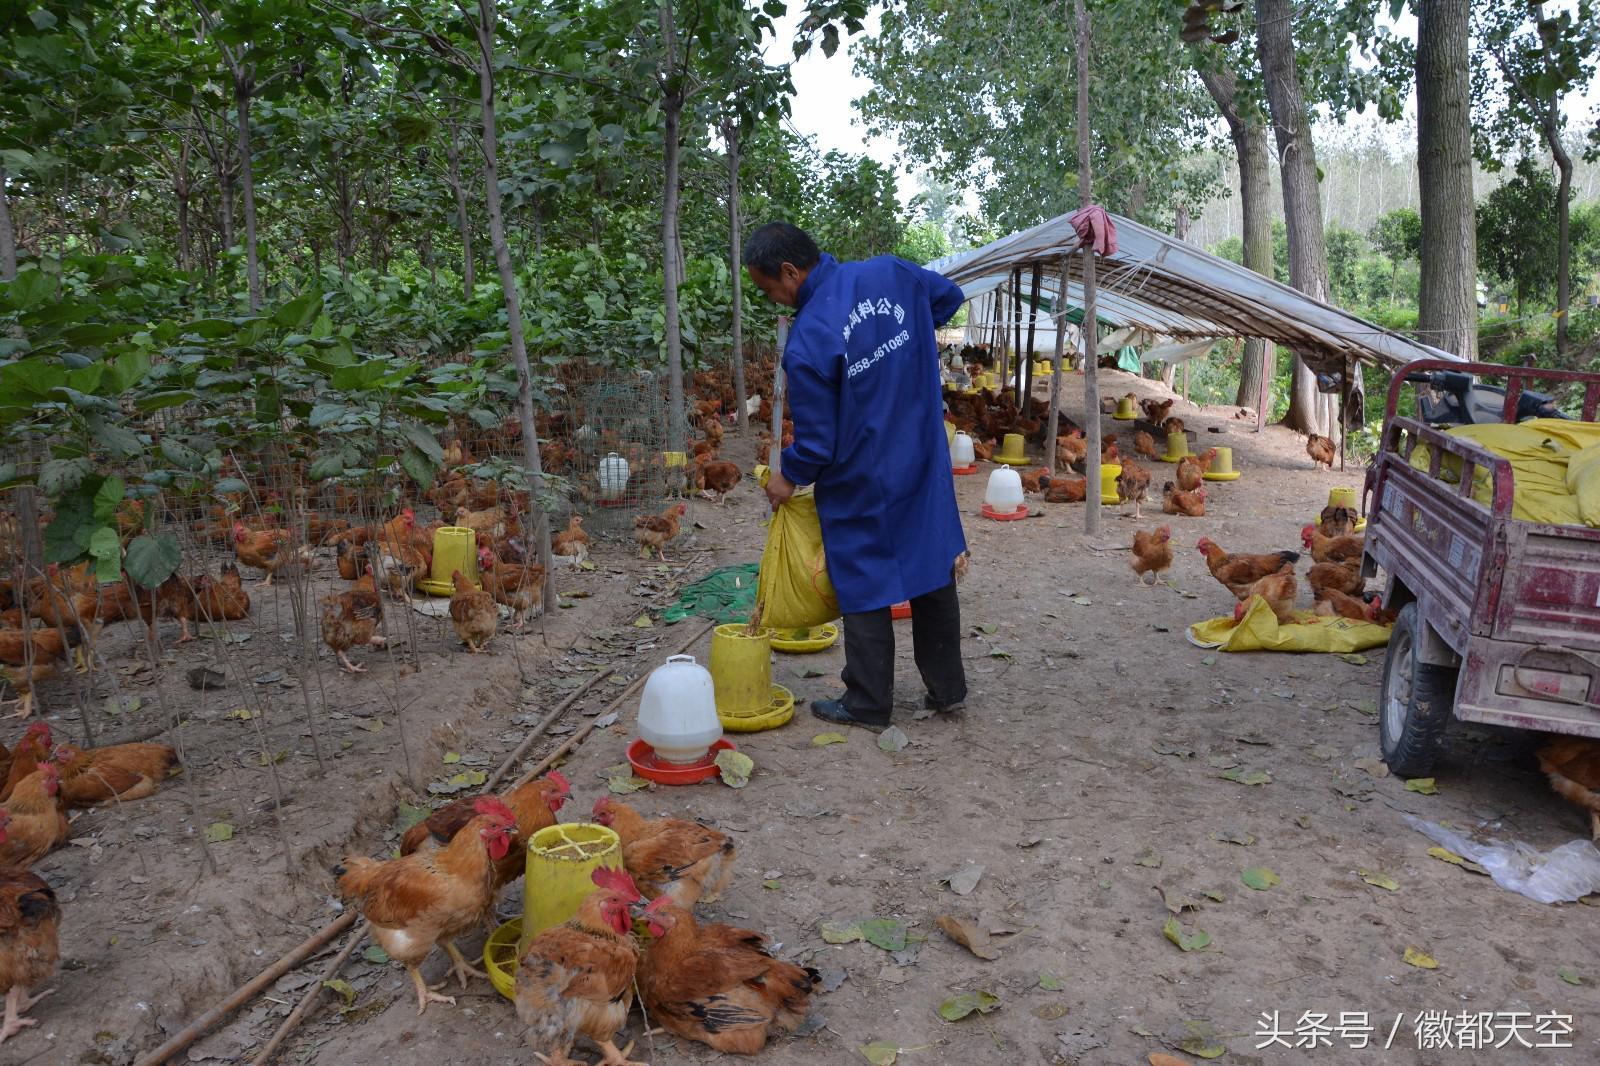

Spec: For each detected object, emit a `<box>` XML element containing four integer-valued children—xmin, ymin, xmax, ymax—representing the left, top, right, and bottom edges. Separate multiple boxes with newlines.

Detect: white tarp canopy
<box><xmin>928</xmin><ymin>212</ymin><xmax>1459</xmax><ymax>375</ymax></box>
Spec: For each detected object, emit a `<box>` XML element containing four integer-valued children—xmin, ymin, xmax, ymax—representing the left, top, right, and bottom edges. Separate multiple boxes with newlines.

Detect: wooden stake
<box><xmin>1075</xmin><ymin>0</ymin><xmax>1101</xmax><ymax>536</ymax></box>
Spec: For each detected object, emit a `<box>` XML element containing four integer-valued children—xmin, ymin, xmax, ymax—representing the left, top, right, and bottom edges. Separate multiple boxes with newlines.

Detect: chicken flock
<box><xmin>336</xmin><ymin>773</ymin><xmax>814</xmax><ymax>1063</ymax></box>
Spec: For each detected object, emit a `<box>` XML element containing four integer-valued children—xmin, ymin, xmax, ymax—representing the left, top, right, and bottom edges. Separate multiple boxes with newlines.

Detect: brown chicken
<box><xmin>1162</xmin><ymin>482</ymin><xmax>1207</xmax><ymax>517</ymax></box>
<box><xmin>399</xmin><ymin>771</ymin><xmax>570</xmax><ymax>889</ymax></box>
<box><xmin>1055</xmin><ymin>429</ymin><xmax>1087</xmax><ymax>469</ymax></box>
<box><xmin>1196</xmin><ymin>538</ymin><xmax>1301</xmax><ymax>598</ymax></box>
<box><xmin>375</xmin><ymin>538</ymin><xmax>429</xmax><ymax>602</ymax></box>
<box><xmin>0</xmin><ymin>845</ymin><xmax>60</xmax><ymax>1046</ymax></box>
<box><xmin>0</xmin><ymin>630</ymin><xmax>67</xmax><ymax>720</ymax></box>
<box><xmin>1312</xmin><ymin>588</ymin><xmax>1379</xmax><ymax>622</ymax></box>
<box><xmin>551</xmin><ymin>516</ymin><xmax>590</xmax><ymax>564</ymax></box>
<box><xmin>1302</xmin><ymin>524</ymin><xmax>1364</xmax><ymax>565</ymax></box>
<box><xmin>1232</xmin><ymin>563</ymin><xmax>1299</xmax><ymax>624</ymax></box>
<box><xmin>1306</xmin><ymin>433</ymin><xmax>1336</xmax><ymax>471</ymax></box>
<box><xmin>1116</xmin><ymin>457</ymin><xmax>1152</xmax><ymax>518</ymax></box>
<box><xmin>515</xmin><ymin>867</ymin><xmax>647</xmax><ymax>1066</ymax></box>
<box><xmin>1307</xmin><ymin>560</ymin><xmax>1364</xmax><ymax>601</ymax></box>
<box><xmin>0</xmin><ymin>727</ymin><xmax>49</xmax><ymax>803</ymax></box>
<box><xmin>633</xmin><ymin>503</ymin><xmax>688</xmax><ymax>563</ymax></box>
<box><xmin>320</xmin><ymin>572</ymin><xmax>387</xmax><ymax>674</ymax></box>
<box><xmin>1130</xmin><ymin>525</ymin><xmax>1173</xmax><ymax>586</ymax></box>
<box><xmin>454</xmin><ymin>505</ymin><xmax>509</xmax><ymax>549</ymax></box>
<box><xmin>478</xmin><ymin>548</ymin><xmax>545</xmax><ymax>632</ymax></box>
<box><xmin>1175</xmin><ymin>455</ymin><xmax>1205</xmax><ymax>492</ymax></box>
<box><xmin>335</xmin><ymin>539</ymin><xmax>364</xmax><ymax>581</ymax></box>
<box><xmin>47</xmin><ymin>737</ymin><xmax>178</xmax><ymax>811</ymax></box>
<box><xmin>1140</xmin><ymin>397</ymin><xmax>1175</xmax><ymax>424</ymax></box>
<box><xmin>1042</xmin><ymin>475</ymin><xmax>1087</xmax><ymax>503</ymax></box>
<box><xmin>636</xmin><ymin>896</ymin><xmax>818</xmax><ymax>1055</ymax></box>
<box><xmin>1133</xmin><ymin>430</ymin><xmax>1161</xmax><ymax>461</ymax></box>
<box><xmin>232</xmin><ymin>524</ymin><xmax>310</xmax><ymax>587</ymax></box>
<box><xmin>1536</xmin><ymin>737</ymin><xmax>1600</xmax><ymax>839</ymax></box>
<box><xmin>448</xmin><ymin>569</ymin><xmax>497</xmax><ymax>653</ymax></box>
<box><xmin>337</xmin><ymin>796</ymin><xmax>518</xmax><ymax>1014</ymax></box>
<box><xmin>1101</xmin><ymin>438</ymin><xmax>1120</xmax><ymax>464</ymax></box>
<box><xmin>175</xmin><ymin>565</ymin><xmax>252</xmax><ymax>642</ymax></box>
<box><xmin>1019</xmin><ymin>467</ymin><xmax>1050</xmax><ymax>495</ymax></box>
<box><xmin>0</xmin><ymin>765</ymin><xmax>68</xmax><ymax>868</ymax></box>
<box><xmin>1318</xmin><ymin>504</ymin><xmax>1360</xmax><ymax>537</ymax></box>
<box><xmin>695</xmin><ymin>458</ymin><xmax>742</xmax><ymax>505</ymax></box>
<box><xmin>591</xmin><ymin>797</ymin><xmax>736</xmax><ymax>907</ymax></box>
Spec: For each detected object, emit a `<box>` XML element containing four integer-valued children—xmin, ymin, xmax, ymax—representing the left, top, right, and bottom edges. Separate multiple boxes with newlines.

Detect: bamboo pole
<box><xmin>248</xmin><ymin>922</ymin><xmax>368</xmax><ymax>1066</ymax></box>
<box><xmin>1045</xmin><ymin>259</ymin><xmax>1068</xmax><ymax>475</ymax></box>
<box><xmin>1075</xmin><ymin>0</ymin><xmax>1101</xmax><ymax>535</ymax></box>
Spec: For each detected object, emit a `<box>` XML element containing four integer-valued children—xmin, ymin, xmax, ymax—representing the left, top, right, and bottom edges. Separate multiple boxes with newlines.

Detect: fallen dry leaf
<box><xmin>935</xmin><ymin>914</ymin><xmax>1000</xmax><ymax>960</ymax></box>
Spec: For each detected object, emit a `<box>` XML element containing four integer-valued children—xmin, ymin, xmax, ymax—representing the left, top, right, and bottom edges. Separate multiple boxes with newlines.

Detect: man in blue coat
<box><xmin>745</xmin><ymin>222</ymin><xmax>968</xmax><ymax>731</ymax></box>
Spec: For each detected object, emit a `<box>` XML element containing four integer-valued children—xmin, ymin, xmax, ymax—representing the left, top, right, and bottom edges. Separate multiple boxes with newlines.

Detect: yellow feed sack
<box><xmin>1407</xmin><ymin>418</ymin><xmax>1600</xmax><ymax>528</ymax></box>
<box><xmin>1187</xmin><ymin>596</ymin><xmax>1393</xmax><ymax>653</ymax></box>
<box><xmin>755</xmin><ymin>487</ymin><xmax>840</xmax><ymax>630</ymax></box>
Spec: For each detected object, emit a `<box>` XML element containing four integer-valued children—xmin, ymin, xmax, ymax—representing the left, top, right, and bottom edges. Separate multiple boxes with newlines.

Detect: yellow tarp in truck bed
<box><xmin>1407</xmin><ymin>418</ymin><xmax>1600</xmax><ymax>528</ymax></box>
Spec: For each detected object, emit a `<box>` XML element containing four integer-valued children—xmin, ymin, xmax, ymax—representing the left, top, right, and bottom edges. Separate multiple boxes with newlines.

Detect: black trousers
<box><xmin>840</xmin><ymin>578</ymin><xmax>967</xmax><ymax>723</ymax></box>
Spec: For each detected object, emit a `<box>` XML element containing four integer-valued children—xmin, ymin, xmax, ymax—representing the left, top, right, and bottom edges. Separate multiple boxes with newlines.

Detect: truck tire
<box><xmin>1379</xmin><ymin>603</ymin><xmax>1458</xmax><ymax>776</ymax></box>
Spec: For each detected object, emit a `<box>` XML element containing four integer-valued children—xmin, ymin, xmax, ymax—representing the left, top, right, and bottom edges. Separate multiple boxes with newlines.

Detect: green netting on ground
<box><xmin>661</xmin><ymin>563</ymin><xmax>761</xmax><ymax>624</ymax></box>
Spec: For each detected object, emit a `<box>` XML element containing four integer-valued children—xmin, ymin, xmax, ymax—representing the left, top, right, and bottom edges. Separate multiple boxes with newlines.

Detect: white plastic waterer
<box><xmin>598</xmin><ymin>452</ymin><xmax>630</xmax><ymax>501</ymax></box>
<box><xmin>983</xmin><ymin>466</ymin><xmax>1024</xmax><ymax>513</ymax></box>
<box><xmin>950</xmin><ymin>431</ymin><xmax>976</xmax><ymax>468</ymax></box>
<box><xmin>636</xmin><ymin>654</ymin><xmax>723</xmax><ymax>764</ymax></box>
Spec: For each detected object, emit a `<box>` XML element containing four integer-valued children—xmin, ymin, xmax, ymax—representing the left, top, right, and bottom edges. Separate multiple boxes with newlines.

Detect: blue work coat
<box><xmin>779</xmin><ymin>253</ymin><xmax>967</xmax><ymax>614</ymax></box>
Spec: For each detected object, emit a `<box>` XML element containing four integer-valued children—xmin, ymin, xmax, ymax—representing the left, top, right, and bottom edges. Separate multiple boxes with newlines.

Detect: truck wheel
<box><xmin>1379</xmin><ymin>603</ymin><xmax>1458</xmax><ymax>776</ymax></box>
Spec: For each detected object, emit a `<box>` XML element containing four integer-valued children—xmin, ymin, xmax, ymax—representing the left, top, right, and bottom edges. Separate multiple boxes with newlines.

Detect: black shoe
<box><xmin>924</xmin><ymin>693</ymin><xmax>967</xmax><ymax>714</ymax></box>
<box><xmin>810</xmin><ymin>698</ymin><xmax>890</xmax><ymax>733</ymax></box>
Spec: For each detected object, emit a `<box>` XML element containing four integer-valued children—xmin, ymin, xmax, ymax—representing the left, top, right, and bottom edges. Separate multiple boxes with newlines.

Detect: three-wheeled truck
<box><xmin>1362</xmin><ymin>360</ymin><xmax>1600</xmax><ymax>774</ymax></box>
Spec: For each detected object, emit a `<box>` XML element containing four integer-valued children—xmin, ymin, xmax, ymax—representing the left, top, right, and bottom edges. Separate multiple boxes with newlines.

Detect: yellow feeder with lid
<box><xmin>517</xmin><ymin>823</ymin><xmax>624</xmax><ymax>956</ymax></box>
<box><xmin>1203</xmin><ymin>446</ymin><xmax>1242</xmax><ymax>481</ymax></box>
<box><xmin>992</xmin><ymin>433</ymin><xmax>1029</xmax><ymax>466</ymax></box>
<box><xmin>1099</xmin><ymin>463</ymin><xmax>1123</xmax><ymax>504</ymax></box>
<box><xmin>417</xmin><ymin>526</ymin><xmax>479</xmax><ymax>597</ymax></box>
<box><xmin>1112</xmin><ymin>395</ymin><xmax>1137</xmax><ymax>420</ymax></box>
<box><xmin>1160</xmin><ymin>431</ymin><xmax>1191</xmax><ymax>463</ymax></box>
<box><xmin>1319</xmin><ymin>486</ymin><xmax>1366</xmax><ymax>532</ymax></box>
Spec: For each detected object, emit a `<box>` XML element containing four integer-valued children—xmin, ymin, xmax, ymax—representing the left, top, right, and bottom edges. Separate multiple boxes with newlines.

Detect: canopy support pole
<box><xmin>1045</xmin><ymin>258</ymin><xmax>1068</xmax><ymax>474</ymax></box>
<box><xmin>1075</xmin><ymin>0</ymin><xmax>1100</xmax><ymax>535</ymax></box>
<box><xmin>1022</xmin><ymin>261</ymin><xmax>1042</xmax><ymax>407</ymax></box>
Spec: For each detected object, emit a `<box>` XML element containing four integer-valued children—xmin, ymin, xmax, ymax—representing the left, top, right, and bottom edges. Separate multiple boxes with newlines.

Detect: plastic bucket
<box><xmin>710</xmin><ymin>623</ymin><xmax>774</xmax><ymax>716</ymax></box>
<box><xmin>1327</xmin><ymin>486</ymin><xmax>1358</xmax><ymax>510</ymax></box>
<box><xmin>417</xmin><ymin>526</ymin><xmax>478</xmax><ymax>597</ymax></box>
<box><xmin>1099</xmin><ymin>463</ymin><xmax>1122</xmax><ymax>504</ymax></box>
<box><xmin>519</xmin><ymin>823</ymin><xmax>623</xmax><ymax>956</ymax></box>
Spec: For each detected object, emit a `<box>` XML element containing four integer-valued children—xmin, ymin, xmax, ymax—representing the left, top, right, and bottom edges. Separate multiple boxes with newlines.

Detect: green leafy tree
<box><xmin>1476</xmin><ymin>158</ymin><xmax>1560</xmax><ymax>317</ymax></box>
<box><xmin>1324</xmin><ymin>224</ymin><xmax>1366</xmax><ymax>306</ymax></box>
<box><xmin>1368</xmin><ymin>206</ymin><xmax>1422</xmax><ymax>304</ymax></box>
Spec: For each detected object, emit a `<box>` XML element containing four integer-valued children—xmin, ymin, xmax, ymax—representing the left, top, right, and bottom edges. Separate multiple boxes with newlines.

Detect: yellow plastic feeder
<box><xmin>1320</xmin><ymin>486</ymin><xmax>1367</xmax><ymax>533</ymax></box>
<box><xmin>992</xmin><ymin>433</ymin><xmax>1030</xmax><ymax>466</ymax></box>
<box><xmin>1160</xmin><ymin>431</ymin><xmax>1191</xmax><ymax>463</ymax></box>
<box><xmin>1202</xmin><ymin>446</ymin><xmax>1242</xmax><ymax>481</ymax></box>
<box><xmin>416</xmin><ymin>526</ymin><xmax>479</xmax><ymax>597</ymax></box>
<box><xmin>517</xmin><ymin>823</ymin><xmax>624</xmax><ymax>956</ymax></box>
<box><xmin>944</xmin><ymin>420</ymin><xmax>957</xmax><ymax>447</ymax></box>
<box><xmin>710</xmin><ymin>623</ymin><xmax>773</xmax><ymax>716</ymax></box>
<box><xmin>1099</xmin><ymin>463</ymin><xmax>1123</xmax><ymax>505</ymax></box>
<box><xmin>1112</xmin><ymin>395</ymin><xmax>1137</xmax><ymax>420</ymax></box>
<box><xmin>981</xmin><ymin>373</ymin><xmax>999</xmax><ymax>390</ymax></box>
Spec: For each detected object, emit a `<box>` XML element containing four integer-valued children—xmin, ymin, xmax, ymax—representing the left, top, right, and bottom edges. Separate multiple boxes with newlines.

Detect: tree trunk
<box><xmin>446</xmin><ymin>125</ymin><xmax>475</xmax><ymax>299</ymax></box>
<box><xmin>1553</xmin><ymin>138</ymin><xmax>1572</xmax><ymax>362</ymax></box>
<box><xmin>234</xmin><ymin>70</ymin><xmax>262</xmax><ymax>311</ymax></box>
<box><xmin>659</xmin><ymin>2</ymin><xmax>687</xmax><ymax>453</ymax></box>
<box><xmin>218</xmin><ymin>156</ymin><xmax>235</xmax><ymax>251</ymax></box>
<box><xmin>174</xmin><ymin>142</ymin><xmax>192</xmax><ymax>274</ymax></box>
<box><xmin>1415</xmin><ymin>0</ymin><xmax>1478</xmax><ymax>359</ymax></box>
<box><xmin>1256</xmin><ymin>0</ymin><xmax>1328</xmax><ymax>435</ymax></box>
<box><xmin>725</xmin><ymin>120</ymin><xmax>748</xmax><ymax>435</ymax></box>
<box><xmin>0</xmin><ymin>168</ymin><xmax>15</xmax><ymax>281</ymax></box>
<box><xmin>471</xmin><ymin>0</ymin><xmax>554</xmax><ymax>610</ymax></box>
<box><xmin>1075</xmin><ymin>0</ymin><xmax>1100</xmax><ymax>534</ymax></box>
<box><xmin>1196</xmin><ymin>65</ymin><xmax>1274</xmax><ymax>410</ymax></box>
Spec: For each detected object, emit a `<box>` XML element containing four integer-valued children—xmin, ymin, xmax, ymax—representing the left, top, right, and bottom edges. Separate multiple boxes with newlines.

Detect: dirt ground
<box><xmin>8</xmin><ymin>367</ymin><xmax>1600</xmax><ymax>1066</ymax></box>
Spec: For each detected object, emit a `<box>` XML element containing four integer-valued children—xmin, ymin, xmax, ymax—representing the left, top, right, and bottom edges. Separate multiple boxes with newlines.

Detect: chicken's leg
<box><xmin>595</xmin><ymin>1038</ymin><xmax>648</xmax><ymax>1066</ymax></box>
<box><xmin>336</xmin><ymin>651</ymin><xmax>367</xmax><ymax>674</ymax></box>
<box><xmin>1591</xmin><ymin>810</ymin><xmax>1599</xmax><ymax>842</ymax></box>
<box><xmin>442</xmin><ymin>940</ymin><xmax>488</xmax><ymax>990</ymax></box>
<box><xmin>407</xmin><ymin>965</ymin><xmax>455</xmax><ymax>1015</ymax></box>
<box><xmin>3</xmin><ymin>690</ymin><xmax>34</xmax><ymax>719</ymax></box>
<box><xmin>0</xmin><ymin>984</ymin><xmax>53</xmax><ymax>1045</ymax></box>
<box><xmin>176</xmin><ymin>617</ymin><xmax>194</xmax><ymax>644</ymax></box>
<box><xmin>532</xmin><ymin>1051</ymin><xmax>587</xmax><ymax>1066</ymax></box>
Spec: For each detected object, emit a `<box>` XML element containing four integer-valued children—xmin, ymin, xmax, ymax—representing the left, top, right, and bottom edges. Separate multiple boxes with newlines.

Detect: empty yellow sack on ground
<box><xmin>1187</xmin><ymin>596</ymin><xmax>1392</xmax><ymax>653</ymax></box>
<box><xmin>756</xmin><ymin>487</ymin><xmax>840</xmax><ymax>630</ymax></box>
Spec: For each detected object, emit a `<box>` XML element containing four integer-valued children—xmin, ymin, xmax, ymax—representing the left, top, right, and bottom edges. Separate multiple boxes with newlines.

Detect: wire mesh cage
<box><xmin>562</xmin><ymin>369</ymin><xmax>675</xmax><ymax>540</ymax></box>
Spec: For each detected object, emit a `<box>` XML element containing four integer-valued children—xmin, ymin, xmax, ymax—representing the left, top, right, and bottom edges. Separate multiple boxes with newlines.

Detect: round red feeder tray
<box><xmin>890</xmin><ymin>601</ymin><xmax>912</xmax><ymax>620</ymax></box>
<box><xmin>952</xmin><ymin>464</ymin><xmax>977</xmax><ymax>475</ymax></box>
<box><xmin>981</xmin><ymin>503</ymin><xmax>1029</xmax><ymax>521</ymax></box>
<box><xmin>626</xmin><ymin>737</ymin><xmax>737</xmax><ymax>785</ymax></box>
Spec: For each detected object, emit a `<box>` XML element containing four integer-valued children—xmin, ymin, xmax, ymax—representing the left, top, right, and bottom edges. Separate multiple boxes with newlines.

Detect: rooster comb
<box><xmin>591</xmin><ymin>866</ymin><xmax>639</xmax><ymax>898</ymax></box>
<box><xmin>473</xmin><ymin>796</ymin><xmax>515</xmax><ymax>824</ymax></box>
<box><xmin>546</xmin><ymin>769</ymin><xmax>570</xmax><ymax>794</ymax></box>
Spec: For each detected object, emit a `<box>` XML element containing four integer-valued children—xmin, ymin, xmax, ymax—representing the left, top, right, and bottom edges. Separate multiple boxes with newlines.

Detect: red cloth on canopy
<box><xmin>1068</xmin><ymin>205</ymin><xmax>1118</xmax><ymax>256</ymax></box>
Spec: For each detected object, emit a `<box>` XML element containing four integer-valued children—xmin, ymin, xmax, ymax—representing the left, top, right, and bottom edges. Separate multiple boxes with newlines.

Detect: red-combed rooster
<box><xmin>0</xmin><ymin>764</ymin><xmax>68</xmax><ymax>868</ymax></box>
<box><xmin>0</xmin><ymin>818</ymin><xmax>60</xmax><ymax>1046</ymax></box>
<box><xmin>335</xmin><ymin>796</ymin><xmax>518</xmax><ymax>1014</ymax></box>
<box><xmin>591</xmin><ymin>797</ymin><xmax>735</xmax><ymax>907</ymax></box>
<box><xmin>515</xmin><ymin>867</ymin><xmax>647</xmax><ymax>1066</ymax></box>
<box><xmin>636</xmin><ymin>896</ymin><xmax>818</xmax><ymax>1054</ymax></box>
<box><xmin>399</xmin><ymin>771</ymin><xmax>570</xmax><ymax>890</ymax></box>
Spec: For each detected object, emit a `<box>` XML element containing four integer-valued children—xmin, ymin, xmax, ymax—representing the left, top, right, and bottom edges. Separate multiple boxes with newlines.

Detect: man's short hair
<box><xmin>743</xmin><ymin>222</ymin><xmax>820</xmax><ymax>277</ymax></box>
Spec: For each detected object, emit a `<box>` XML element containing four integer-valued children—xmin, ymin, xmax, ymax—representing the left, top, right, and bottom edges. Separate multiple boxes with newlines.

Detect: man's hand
<box><xmin>765</xmin><ymin>468</ymin><xmax>796</xmax><ymax>510</ymax></box>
